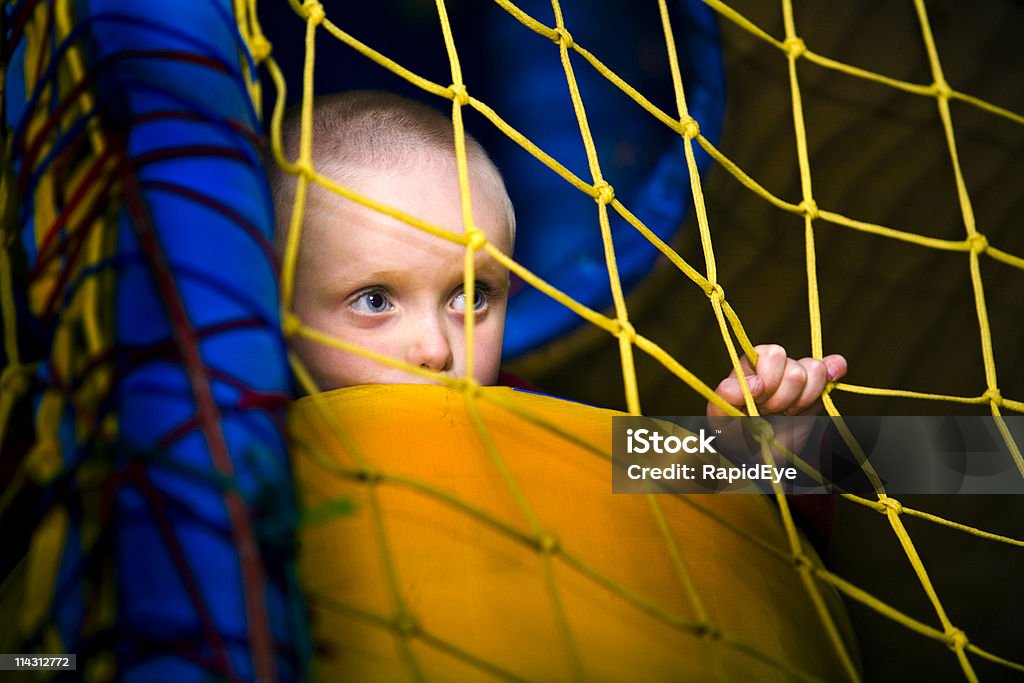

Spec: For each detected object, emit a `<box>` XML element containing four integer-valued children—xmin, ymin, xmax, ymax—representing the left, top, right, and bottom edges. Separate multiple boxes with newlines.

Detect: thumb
<box><xmin>714</xmin><ymin>374</ymin><xmax>764</xmax><ymax>406</ymax></box>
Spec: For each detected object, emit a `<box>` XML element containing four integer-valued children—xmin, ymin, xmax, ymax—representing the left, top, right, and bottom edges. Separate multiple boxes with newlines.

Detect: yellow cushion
<box><xmin>289</xmin><ymin>384</ymin><xmax>858</xmax><ymax>682</ymax></box>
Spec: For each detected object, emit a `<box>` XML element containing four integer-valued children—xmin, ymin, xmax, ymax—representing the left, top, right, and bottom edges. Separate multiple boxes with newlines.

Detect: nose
<box><xmin>406</xmin><ymin>314</ymin><xmax>454</xmax><ymax>374</ymax></box>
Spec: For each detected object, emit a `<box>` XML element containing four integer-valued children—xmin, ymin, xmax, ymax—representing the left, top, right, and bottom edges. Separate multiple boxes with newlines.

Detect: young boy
<box><xmin>270</xmin><ymin>90</ymin><xmax>847</xmax><ymax>416</ymax></box>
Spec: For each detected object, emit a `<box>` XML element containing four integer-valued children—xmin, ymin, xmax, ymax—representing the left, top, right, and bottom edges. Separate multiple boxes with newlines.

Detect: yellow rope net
<box><xmin>235</xmin><ymin>0</ymin><xmax>1024</xmax><ymax>680</ymax></box>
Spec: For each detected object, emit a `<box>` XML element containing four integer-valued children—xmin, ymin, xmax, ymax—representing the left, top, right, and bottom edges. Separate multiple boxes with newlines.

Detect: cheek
<box><xmin>291</xmin><ymin>328</ymin><xmax>399</xmax><ymax>390</ymax></box>
<box><xmin>289</xmin><ymin>334</ymin><xmax>334</xmax><ymax>389</ymax></box>
<box><xmin>471</xmin><ymin>317</ymin><xmax>505</xmax><ymax>385</ymax></box>
<box><xmin>290</xmin><ymin>335</ymin><xmax>346</xmax><ymax>390</ymax></box>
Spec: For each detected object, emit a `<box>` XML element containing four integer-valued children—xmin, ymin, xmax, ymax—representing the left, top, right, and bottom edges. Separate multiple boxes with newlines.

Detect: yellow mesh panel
<box><xmin>230</xmin><ymin>0</ymin><xmax>1024</xmax><ymax>680</ymax></box>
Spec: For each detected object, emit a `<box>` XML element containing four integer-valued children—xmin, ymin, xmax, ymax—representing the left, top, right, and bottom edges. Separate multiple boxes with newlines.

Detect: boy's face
<box><xmin>290</xmin><ymin>162</ymin><xmax>511</xmax><ymax>390</ymax></box>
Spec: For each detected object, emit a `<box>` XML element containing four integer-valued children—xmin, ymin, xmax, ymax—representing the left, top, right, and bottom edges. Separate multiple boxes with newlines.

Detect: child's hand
<box><xmin>707</xmin><ymin>344</ymin><xmax>847</xmax><ymax>417</ymax></box>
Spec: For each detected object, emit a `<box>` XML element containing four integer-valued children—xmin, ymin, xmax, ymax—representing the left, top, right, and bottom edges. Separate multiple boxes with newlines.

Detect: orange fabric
<box><xmin>289</xmin><ymin>385</ymin><xmax>857</xmax><ymax>682</ymax></box>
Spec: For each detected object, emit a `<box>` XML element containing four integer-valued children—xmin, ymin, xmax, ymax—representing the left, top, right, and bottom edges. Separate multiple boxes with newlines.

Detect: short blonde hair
<box><xmin>268</xmin><ymin>90</ymin><xmax>515</xmax><ymax>248</ymax></box>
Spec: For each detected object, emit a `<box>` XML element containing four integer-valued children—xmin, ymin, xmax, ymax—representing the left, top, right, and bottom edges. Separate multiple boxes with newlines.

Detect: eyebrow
<box><xmin>471</xmin><ymin>256</ymin><xmax>509</xmax><ymax>284</ymax></box>
<box><xmin>322</xmin><ymin>269</ymin><xmax>405</xmax><ymax>292</ymax></box>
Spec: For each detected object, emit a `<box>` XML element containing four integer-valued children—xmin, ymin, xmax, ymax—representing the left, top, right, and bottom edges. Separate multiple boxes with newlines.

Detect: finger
<box><xmin>709</xmin><ymin>345</ymin><xmax>788</xmax><ymax>416</ymax></box>
<box><xmin>760</xmin><ymin>358</ymin><xmax>807</xmax><ymax>414</ymax></box>
<box><xmin>723</xmin><ymin>351</ymin><xmax>756</xmax><ymax>380</ymax></box>
<box><xmin>750</xmin><ymin>344</ymin><xmax>787</xmax><ymax>402</ymax></box>
<box><xmin>725</xmin><ymin>343</ymin><xmax>785</xmax><ymax>380</ymax></box>
<box><xmin>823</xmin><ymin>353</ymin><xmax>848</xmax><ymax>382</ymax></box>
<box><xmin>708</xmin><ymin>374</ymin><xmax>765</xmax><ymax>416</ymax></box>
<box><xmin>786</xmin><ymin>357</ymin><xmax>829</xmax><ymax>415</ymax></box>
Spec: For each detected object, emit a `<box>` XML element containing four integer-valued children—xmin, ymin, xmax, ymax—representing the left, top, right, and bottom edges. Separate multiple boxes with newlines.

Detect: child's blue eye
<box><xmin>452</xmin><ymin>288</ymin><xmax>487</xmax><ymax>312</ymax></box>
<box><xmin>351</xmin><ymin>291</ymin><xmax>393</xmax><ymax>314</ymax></box>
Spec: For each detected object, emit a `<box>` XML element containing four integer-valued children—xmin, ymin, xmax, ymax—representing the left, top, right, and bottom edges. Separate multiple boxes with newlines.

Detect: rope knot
<box><xmin>799</xmin><ymin>198</ymin><xmax>820</xmax><ymax>221</ymax></box>
<box><xmin>0</xmin><ymin>364</ymin><xmax>30</xmax><ymax>396</ymax></box>
<box><xmin>301</xmin><ymin>0</ymin><xmax>325</xmax><ymax>25</ymax></box>
<box><xmin>451</xmin><ymin>377</ymin><xmax>480</xmax><ymax>397</ymax></box>
<box><xmin>294</xmin><ymin>159</ymin><xmax>315</xmax><ymax>181</ymax></box>
<box><xmin>704</xmin><ymin>282</ymin><xmax>725</xmax><ymax>304</ymax></box>
<box><xmin>791</xmin><ymin>552</ymin><xmax>813</xmax><ymax>571</ymax></box>
<box><xmin>983</xmin><ymin>387</ymin><xmax>1003</xmax><ymax>407</ymax></box>
<box><xmin>933</xmin><ymin>80</ymin><xmax>953</xmax><ymax>99</ymax></box>
<box><xmin>394</xmin><ymin>612</ymin><xmax>419</xmax><ymax>635</ymax></box>
<box><xmin>966</xmin><ymin>233</ymin><xmax>988</xmax><ymax>254</ymax></box>
<box><xmin>536</xmin><ymin>531</ymin><xmax>559</xmax><ymax>554</ymax></box>
<box><xmin>448</xmin><ymin>83</ymin><xmax>470</xmax><ymax>106</ymax></box>
<box><xmin>783</xmin><ymin>37</ymin><xmax>806</xmax><ymax>59</ymax></box>
<box><xmin>466</xmin><ymin>229</ymin><xmax>486</xmax><ymax>251</ymax></box>
<box><xmin>281</xmin><ymin>312</ymin><xmax>302</xmax><ymax>338</ymax></box>
<box><xmin>697</xmin><ymin>623</ymin><xmax>722</xmax><ymax>640</ymax></box>
<box><xmin>747</xmin><ymin>417</ymin><xmax>775</xmax><ymax>444</ymax></box>
<box><xmin>878</xmin><ymin>496</ymin><xmax>903</xmax><ymax>516</ymax></box>
<box><xmin>614</xmin><ymin>318</ymin><xmax>637</xmax><ymax>343</ymax></box>
<box><xmin>356</xmin><ymin>466</ymin><xmax>380</xmax><ymax>483</ymax></box>
<box><xmin>593</xmin><ymin>180</ymin><xmax>615</xmax><ymax>205</ymax></box>
<box><xmin>945</xmin><ymin>628</ymin><xmax>968</xmax><ymax>652</ymax></box>
<box><xmin>551</xmin><ymin>27</ymin><xmax>574</xmax><ymax>49</ymax></box>
<box><xmin>680</xmin><ymin>117</ymin><xmax>700</xmax><ymax>140</ymax></box>
<box><xmin>250</xmin><ymin>36</ymin><xmax>271</xmax><ymax>63</ymax></box>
